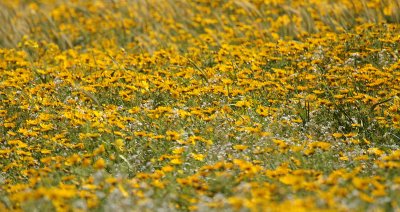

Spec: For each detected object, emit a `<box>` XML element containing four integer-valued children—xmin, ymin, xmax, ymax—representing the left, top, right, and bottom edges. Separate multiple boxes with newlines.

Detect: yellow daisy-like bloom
<box><xmin>114</xmin><ymin>139</ymin><xmax>125</xmax><ymax>152</ymax></box>
<box><xmin>93</xmin><ymin>158</ymin><xmax>106</xmax><ymax>170</ymax></box>
<box><xmin>191</xmin><ymin>153</ymin><xmax>205</xmax><ymax>161</ymax></box>
<box><xmin>233</xmin><ymin>144</ymin><xmax>248</xmax><ymax>151</ymax></box>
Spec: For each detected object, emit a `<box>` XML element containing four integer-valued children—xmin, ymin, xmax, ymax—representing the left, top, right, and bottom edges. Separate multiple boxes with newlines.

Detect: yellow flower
<box><xmin>280</xmin><ymin>174</ymin><xmax>303</xmax><ymax>186</ymax></box>
<box><xmin>170</xmin><ymin>158</ymin><xmax>183</xmax><ymax>165</ymax></box>
<box><xmin>233</xmin><ymin>145</ymin><xmax>248</xmax><ymax>151</ymax></box>
<box><xmin>82</xmin><ymin>158</ymin><xmax>92</xmax><ymax>167</ymax></box>
<box><xmin>256</xmin><ymin>105</ymin><xmax>269</xmax><ymax>117</ymax></box>
<box><xmin>172</xmin><ymin>147</ymin><xmax>185</xmax><ymax>154</ymax></box>
<box><xmin>359</xmin><ymin>192</ymin><xmax>374</xmax><ymax>203</ymax></box>
<box><xmin>93</xmin><ymin>144</ymin><xmax>105</xmax><ymax>155</ymax></box>
<box><xmin>166</xmin><ymin>130</ymin><xmax>181</xmax><ymax>141</ymax></box>
<box><xmin>39</xmin><ymin>123</ymin><xmax>54</xmax><ymax>131</ymax></box>
<box><xmin>152</xmin><ymin>180</ymin><xmax>165</xmax><ymax>189</ymax></box>
<box><xmin>332</xmin><ymin>133</ymin><xmax>343</xmax><ymax>138</ymax></box>
<box><xmin>40</xmin><ymin>149</ymin><xmax>52</xmax><ymax>154</ymax></box>
<box><xmin>8</xmin><ymin>139</ymin><xmax>28</xmax><ymax>148</ymax></box>
<box><xmin>309</xmin><ymin>141</ymin><xmax>331</xmax><ymax>151</ymax></box>
<box><xmin>161</xmin><ymin>165</ymin><xmax>174</xmax><ymax>172</ymax></box>
<box><xmin>114</xmin><ymin>139</ymin><xmax>125</xmax><ymax>151</ymax></box>
<box><xmin>128</xmin><ymin>107</ymin><xmax>140</xmax><ymax>114</ymax></box>
<box><xmin>93</xmin><ymin>158</ymin><xmax>106</xmax><ymax>170</ymax></box>
<box><xmin>191</xmin><ymin>153</ymin><xmax>205</xmax><ymax>161</ymax></box>
<box><xmin>235</xmin><ymin>100</ymin><xmax>251</xmax><ymax>107</ymax></box>
<box><xmin>228</xmin><ymin>197</ymin><xmax>245</xmax><ymax>209</ymax></box>
<box><xmin>367</xmin><ymin>148</ymin><xmax>384</xmax><ymax>156</ymax></box>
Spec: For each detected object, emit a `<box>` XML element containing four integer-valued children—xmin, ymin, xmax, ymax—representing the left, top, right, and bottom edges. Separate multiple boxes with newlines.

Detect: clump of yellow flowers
<box><xmin>0</xmin><ymin>0</ymin><xmax>399</xmax><ymax>211</ymax></box>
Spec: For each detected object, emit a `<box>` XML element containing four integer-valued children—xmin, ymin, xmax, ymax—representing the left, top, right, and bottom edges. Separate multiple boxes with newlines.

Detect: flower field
<box><xmin>1</xmin><ymin>0</ymin><xmax>400</xmax><ymax>211</ymax></box>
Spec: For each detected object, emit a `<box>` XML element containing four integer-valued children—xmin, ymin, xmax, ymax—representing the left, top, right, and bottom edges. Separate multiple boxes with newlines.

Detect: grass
<box><xmin>0</xmin><ymin>0</ymin><xmax>400</xmax><ymax>211</ymax></box>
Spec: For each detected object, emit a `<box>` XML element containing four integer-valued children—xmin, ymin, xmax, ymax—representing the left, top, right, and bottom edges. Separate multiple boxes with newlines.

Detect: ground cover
<box><xmin>0</xmin><ymin>0</ymin><xmax>399</xmax><ymax>211</ymax></box>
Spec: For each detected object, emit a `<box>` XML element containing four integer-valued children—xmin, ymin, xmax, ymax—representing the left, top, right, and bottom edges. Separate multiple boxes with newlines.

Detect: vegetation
<box><xmin>0</xmin><ymin>0</ymin><xmax>399</xmax><ymax>211</ymax></box>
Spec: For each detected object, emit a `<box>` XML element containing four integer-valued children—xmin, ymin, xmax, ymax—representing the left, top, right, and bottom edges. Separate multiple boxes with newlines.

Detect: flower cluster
<box><xmin>0</xmin><ymin>0</ymin><xmax>399</xmax><ymax>211</ymax></box>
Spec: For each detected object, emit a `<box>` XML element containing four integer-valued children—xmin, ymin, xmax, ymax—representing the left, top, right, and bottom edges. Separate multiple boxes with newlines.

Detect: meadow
<box><xmin>0</xmin><ymin>0</ymin><xmax>399</xmax><ymax>211</ymax></box>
